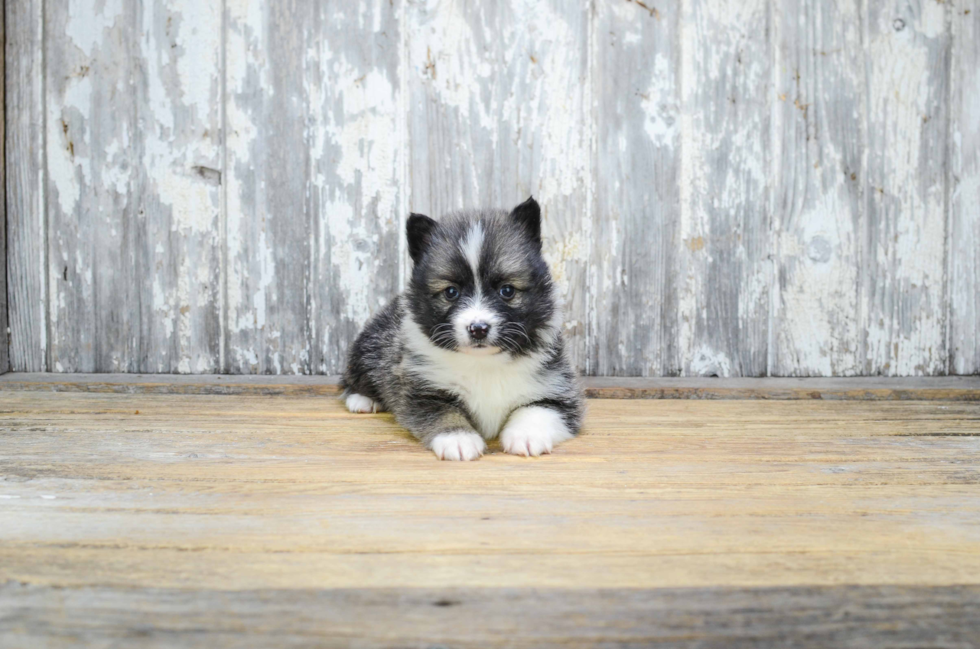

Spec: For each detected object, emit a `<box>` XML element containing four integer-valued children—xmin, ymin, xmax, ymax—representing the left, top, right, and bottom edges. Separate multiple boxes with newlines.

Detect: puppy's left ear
<box><xmin>510</xmin><ymin>196</ymin><xmax>541</xmax><ymax>246</ymax></box>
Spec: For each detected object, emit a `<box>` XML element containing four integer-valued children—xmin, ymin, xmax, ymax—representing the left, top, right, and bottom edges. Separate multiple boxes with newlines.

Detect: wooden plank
<box><xmin>2</xmin><ymin>584</ymin><xmax>978</xmax><ymax>648</ymax></box>
<box><xmin>44</xmin><ymin>1</ymin><xmax>222</xmax><ymax>373</ymax></box>
<box><xmin>224</xmin><ymin>2</ymin><xmax>314</xmax><ymax>374</ymax></box>
<box><xmin>0</xmin><ymin>0</ymin><xmax>7</xmax><ymax>375</ymax></box>
<box><xmin>134</xmin><ymin>0</ymin><xmax>223</xmax><ymax>373</ymax></box>
<box><xmin>307</xmin><ymin>1</ymin><xmax>403</xmax><ymax>375</ymax></box>
<box><xmin>0</xmin><ymin>395</ymin><xmax>978</xmax><ymax>618</ymax></box>
<box><xmin>592</xmin><ymin>0</ymin><xmax>680</xmax><ymax>376</ymax></box>
<box><xmin>949</xmin><ymin>4</ymin><xmax>980</xmax><ymax>375</ymax></box>
<box><xmin>407</xmin><ymin>0</ymin><xmax>592</xmax><ymax>371</ymax></box>
<box><xmin>3</xmin><ymin>371</ymin><xmax>980</xmax><ymax>400</ymax></box>
<box><xmin>0</xmin><ymin>372</ymin><xmax>345</xmax><ymax>396</ymax></box>
<box><xmin>44</xmin><ymin>0</ymin><xmax>139</xmax><ymax>371</ymax></box>
<box><xmin>224</xmin><ymin>1</ymin><xmax>402</xmax><ymax>376</ymax></box>
<box><xmin>862</xmin><ymin>0</ymin><xmax>950</xmax><ymax>375</ymax></box>
<box><xmin>5</xmin><ymin>0</ymin><xmax>46</xmax><ymax>371</ymax></box>
<box><xmin>771</xmin><ymin>0</ymin><xmax>864</xmax><ymax>376</ymax></box>
<box><xmin>581</xmin><ymin>375</ymin><xmax>980</xmax><ymax>401</ymax></box>
<box><xmin>676</xmin><ymin>0</ymin><xmax>772</xmax><ymax>377</ymax></box>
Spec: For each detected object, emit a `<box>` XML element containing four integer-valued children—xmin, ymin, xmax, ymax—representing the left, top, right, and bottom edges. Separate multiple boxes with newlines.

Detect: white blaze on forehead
<box><xmin>460</xmin><ymin>222</ymin><xmax>485</xmax><ymax>277</ymax></box>
<box><xmin>455</xmin><ymin>221</ymin><xmax>499</xmax><ymax>350</ymax></box>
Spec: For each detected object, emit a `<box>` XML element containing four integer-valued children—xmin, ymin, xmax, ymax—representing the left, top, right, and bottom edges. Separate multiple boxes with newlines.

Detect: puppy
<box><xmin>341</xmin><ymin>197</ymin><xmax>584</xmax><ymax>461</ymax></box>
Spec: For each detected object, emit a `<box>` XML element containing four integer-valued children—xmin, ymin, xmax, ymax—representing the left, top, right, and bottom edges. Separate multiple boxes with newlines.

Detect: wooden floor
<box><xmin>1</xmin><ymin>386</ymin><xmax>979</xmax><ymax>647</ymax></box>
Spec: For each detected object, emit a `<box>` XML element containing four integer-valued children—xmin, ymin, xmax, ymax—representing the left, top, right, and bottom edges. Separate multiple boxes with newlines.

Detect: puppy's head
<box><xmin>406</xmin><ymin>197</ymin><xmax>558</xmax><ymax>357</ymax></box>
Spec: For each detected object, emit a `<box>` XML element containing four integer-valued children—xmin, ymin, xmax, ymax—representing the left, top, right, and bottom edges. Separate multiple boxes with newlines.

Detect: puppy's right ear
<box><xmin>407</xmin><ymin>213</ymin><xmax>438</xmax><ymax>265</ymax></box>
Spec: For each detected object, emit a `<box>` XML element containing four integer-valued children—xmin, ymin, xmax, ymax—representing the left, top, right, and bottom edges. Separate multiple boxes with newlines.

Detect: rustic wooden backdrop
<box><xmin>4</xmin><ymin>0</ymin><xmax>979</xmax><ymax>377</ymax></box>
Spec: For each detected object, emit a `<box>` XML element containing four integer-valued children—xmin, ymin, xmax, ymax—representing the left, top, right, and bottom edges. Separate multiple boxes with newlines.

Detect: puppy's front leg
<box><xmin>403</xmin><ymin>391</ymin><xmax>485</xmax><ymax>461</ymax></box>
<box><xmin>500</xmin><ymin>403</ymin><xmax>577</xmax><ymax>457</ymax></box>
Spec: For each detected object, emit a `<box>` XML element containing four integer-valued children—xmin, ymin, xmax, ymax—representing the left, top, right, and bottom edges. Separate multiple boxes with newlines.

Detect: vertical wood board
<box><xmin>44</xmin><ymin>0</ymin><xmax>222</xmax><ymax>373</ymax></box>
<box><xmin>948</xmin><ymin>3</ymin><xmax>980</xmax><ymax>375</ymax></box>
<box><xmin>0</xmin><ymin>0</ymin><xmax>7</xmax><ymax>374</ymax></box>
<box><xmin>224</xmin><ymin>1</ymin><xmax>314</xmax><ymax>374</ymax></box>
<box><xmin>861</xmin><ymin>0</ymin><xmax>949</xmax><ymax>375</ymax></box>
<box><xmin>771</xmin><ymin>0</ymin><xmax>864</xmax><ymax>376</ymax></box>
<box><xmin>45</xmin><ymin>0</ymin><xmax>140</xmax><ymax>372</ymax></box>
<box><xmin>308</xmin><ymin>0</ymin><xmax>403</xmax><ymax>375</ymax></box>
<box><xmin>135</xmin><ymin>0</ymin><xmax>223</xmax><ymax>373</ymax></box>
<box><xmin>5</xmin><ymin>0</ymin><xmax>46</xmax><ymax>371</ymax></box>
<box><xmin>224</xmin><ymin>0</ymin><xmax>402</xmax><ymax>375</ymax></box>
<box><xmin>675</xmin><ymin>0</ymin><xmax>772</xmax><ymax>377</ymax></box>
<box><xmin>592</xmin><ymin>0</ymin><xmax>681</xmax><ymax>376</ymax></box>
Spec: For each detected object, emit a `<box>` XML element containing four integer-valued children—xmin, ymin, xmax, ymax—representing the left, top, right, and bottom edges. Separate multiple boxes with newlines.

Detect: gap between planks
<box><xmin>0</xmin><ymin>373</ymin><xmax>979</xmax><ymax>400</ymax></box>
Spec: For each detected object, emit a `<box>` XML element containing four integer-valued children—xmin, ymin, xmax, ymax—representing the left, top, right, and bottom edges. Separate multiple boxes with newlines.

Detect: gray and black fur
<box><xmin>341</xmin><ymin>197</ymin><xmax>584</xmax><ymax>460</ymax></box>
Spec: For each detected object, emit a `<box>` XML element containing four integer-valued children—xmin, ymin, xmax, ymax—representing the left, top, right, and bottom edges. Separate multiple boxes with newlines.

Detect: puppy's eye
<box><xmin>499</xmin><ymin>285</ymin><xmax>516</xmax><ymax>300</ymax></box>
<box><xmin>443</xmin><ymin>286</ymin><xmax>460</xmax><ymax>301</ymax></box>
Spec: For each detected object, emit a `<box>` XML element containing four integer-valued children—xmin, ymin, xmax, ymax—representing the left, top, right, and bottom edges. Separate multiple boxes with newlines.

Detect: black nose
<box><xmin>468</xmin><ymin>322</ymin><xmax>490</xmax><ymax>340</ymax></box>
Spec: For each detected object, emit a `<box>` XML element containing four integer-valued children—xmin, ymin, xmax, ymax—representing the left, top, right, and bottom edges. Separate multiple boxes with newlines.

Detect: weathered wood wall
<box><xmin>0</xmin><ymin>0</ymin><xmax>6</xmax><ymax>374</ymax></box>
<box><xmin>5</xmin><ymin>0</ymin><xmax>979</xmax><ymax>377</ymax></box>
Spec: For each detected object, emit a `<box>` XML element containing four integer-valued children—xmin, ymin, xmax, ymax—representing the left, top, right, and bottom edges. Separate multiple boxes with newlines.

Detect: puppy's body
<box><xmin>341</xmin><ymin>198</ymin><xmax>584</xmax><ymax>461</ymax></box>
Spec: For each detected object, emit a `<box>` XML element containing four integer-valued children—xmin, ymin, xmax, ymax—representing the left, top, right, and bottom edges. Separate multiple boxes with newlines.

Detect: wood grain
<box><xmin>135</xmin><ymin>0</ymin><xmax>223</xmax><ymax>373</ymax></box>
<box><xmin>862</xmin><ymin>0</ymin><xmax>950</xmax><ymax>375</ymax></box>
<box><xmin>224</xmin><ymin>1</ymin><xmax>402</xmax><ymax>375</ymax></box>
<box><xmin>45</xmin><ymin>0</ymin><xmax>139</xmax><ymax>372</ymax></box>
<box><xmin>307</xmin><ymin>0</ymin><xmax>403</xmax><ymax>375</ymax></box>
<box><xmin>3</xmin><ymin>584</ymin><xmax>978</xmax><ymax>648</ymax></box>
<box><xmin>0</xmin><ymin>0</ymin><xmax>7</xmax><ymax>375</ymax></box>
<box><xmin>44</xmin><ymin>1</ymin><xmax>223</xmax><ymax>373</ymax></box>
<box><xmin>5</xmin><ymin>0</ymin><xmax>46</xmax><ymax>372</ymax></box>
<box><xmin>949</xmin><ymin>4</ymin><xmax>980</xmax><ymax>375</ymax></box>
<box><xmin>224</xmin><ymin>1</ymin><xmax>314</xmax><ymax>374</ymax></box>
<box><xmin>592</xmin><ymin>0</ymin><xmax>680</xmax><ymax>376</ymax></box>
<box><xmin>3</xmin><ymin>373</ymin><xmax>980</xmax><ymax>401</ymax></box>
<box><xmin>407</xmin><ymin>0</ymin><xmax>592</xmax><ymax>370</ymax></box>
<box><xmin>771</xmin><ymin>0</ymin><xmax>864</xmax><ymax>376</ymax></box>
<box><xmin>0</xmin><ymin>393</ymin><xmax>978</xmax><ymax>644</ymax></box>
<box><xmin>2</xmin><ymin>0</ymin><xmax>975</xmax><ymax>378</ymax></box>
<box><xmin>676</xmin><ymin>0</ymin><xmax>771</xmax><ymax>377</ymax></box>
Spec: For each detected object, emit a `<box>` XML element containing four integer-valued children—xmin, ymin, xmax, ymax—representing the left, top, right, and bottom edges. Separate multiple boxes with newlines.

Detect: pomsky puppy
<box><xmin>341</xmin><ymin>197</ymin><xmax>584</xmax><ymax>461</ymax></box>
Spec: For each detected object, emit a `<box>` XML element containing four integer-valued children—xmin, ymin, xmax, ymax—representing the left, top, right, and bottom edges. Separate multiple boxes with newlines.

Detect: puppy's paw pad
<box><xmin>345</xmin><ymin>393</ymin><xmax>381</xmax><ymax>414</ymax></box>
<box><xmin>500</xmin><ymin>407</ymin><xmax>574</xmax><ymax>457</ymax></box>
<box><xmin>430</xmin><ymin>431</ymin><xmax>486</xmax><ymax>461</ymax></box>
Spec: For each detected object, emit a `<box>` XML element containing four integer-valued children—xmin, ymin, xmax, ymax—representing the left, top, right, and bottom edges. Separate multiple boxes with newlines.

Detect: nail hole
<box><xmin>432</xmin><ymin>599</ymin><xmax>459</xmax><ymax>608</ymax></box>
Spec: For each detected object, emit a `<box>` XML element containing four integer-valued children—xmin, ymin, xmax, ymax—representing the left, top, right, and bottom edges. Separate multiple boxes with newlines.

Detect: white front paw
<box><xmin>500</xmin><ymin>406</ymin><xmax>574</xmax><ymax>457</ymax></box>
<box><xmin>430</xmin><ymin>431</ymin><xmax>486</xmax><ymax>461</ymax></box>
<box><xmin>345</xmin><ymin>393</ymin><xmax>381</xmax><ymax>414</ymax></box>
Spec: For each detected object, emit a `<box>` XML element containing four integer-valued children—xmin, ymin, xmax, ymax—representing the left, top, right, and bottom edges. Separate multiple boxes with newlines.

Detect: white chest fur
<box><xmin>402</xmin><ymin>321</ymin><xmax>554</xmax><ymax>439</ymax></box>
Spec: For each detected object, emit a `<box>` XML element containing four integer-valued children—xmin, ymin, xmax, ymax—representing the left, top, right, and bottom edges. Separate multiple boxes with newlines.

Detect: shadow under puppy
<box><xmin>341</xmin><ymin>197</ymin><xmax>584</xmax><ymax>461</ymax></box>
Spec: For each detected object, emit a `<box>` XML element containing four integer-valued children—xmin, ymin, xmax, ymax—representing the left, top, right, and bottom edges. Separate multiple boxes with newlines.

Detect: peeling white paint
<box><xmin>308</xmin><ymin>9</ymin><xmax>403</xmax><ymax>373</ymax></box>
<box><xmin>864</xmin><ymin>3</ymin><xmax>948</xmax><ymax>375</ymax></box>
<box><xmin>13</xmin><ymin>0</ymin><xmax>975</xmax><ymax>377</ymax></box>
<box><xmin>676</xmin><ymin>0</ymin><xmax>770</xmax><ymax>376</ymax></box>
<box><xmin>689</xmin><ymin>345</ymin><xmax>733</xmax><ymax>378</ymax></box>
<box><xmin>410</xmin><ymin>1</ymin><xmax>491</xmax><ymax>122</ymax></box>
<box><xmin>46</xmin><ymin>75</ymin><xmax>92</xmax><ymax>217</ymax></box>
<box><xmin>776</xmin><ymin>191</ymin><xmax>860</xmax><ymax>376</ymax></box>
<box><xmin>65</xmin><ymin>0</ymin><xmax>123</xmax><ymax>58</ymax></box>
<box><xmin>641</xmin><ymin>54</ymin><xmax>678</xmax><ymax>146</ymax></box>
<box><xmin>142</xmin><ymin>2</ymin><xmax>222</xmax><ymax>237</ymax></box>
<box><xmin>224</xmin><ymin>0</ymin><xmax>267</xmax><ymax>362</ymax></box>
